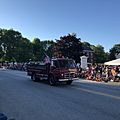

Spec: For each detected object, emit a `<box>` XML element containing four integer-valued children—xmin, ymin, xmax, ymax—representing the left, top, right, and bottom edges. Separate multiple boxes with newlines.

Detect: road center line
<box><xmin>71</xmin><ymin>86</ymin><xmax>120</xmax><ymax>100</ymax></box>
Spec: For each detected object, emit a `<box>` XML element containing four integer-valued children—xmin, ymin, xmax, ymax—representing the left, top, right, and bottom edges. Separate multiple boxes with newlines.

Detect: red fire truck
<box><xmin>27</xmin><ymin>58</ymin><xmax>78</xmax><ymax>85</ymax></box>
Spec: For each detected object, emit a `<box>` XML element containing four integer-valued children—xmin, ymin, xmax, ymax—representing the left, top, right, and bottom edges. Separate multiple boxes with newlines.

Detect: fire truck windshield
<box><xmin>53</xmin><ymin>59</ymin><xmax>76</xmax><ymax>69</ymax></box>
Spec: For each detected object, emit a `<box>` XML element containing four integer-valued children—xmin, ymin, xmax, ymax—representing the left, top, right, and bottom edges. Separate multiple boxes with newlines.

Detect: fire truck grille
<box><xmin>64</xmin><ymin>73</ymin><xmax>76</xmax><ymax>78</ymax></box>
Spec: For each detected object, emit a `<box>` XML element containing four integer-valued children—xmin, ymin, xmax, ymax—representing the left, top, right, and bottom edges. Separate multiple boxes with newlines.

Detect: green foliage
<box><xmin>0</xmin><ymin>28</ymin><xmax>55</xmax><ymax>62</ymax></box>
<box><xmin>91</xmin><ymin>44</ymin><xmax>108</xmax><ymax>63</ymax></box>
<box><xmin>17</xmin><ymin>38</ymin><xmax>33</xmax><ymax>62</ymax></box>
<box><xmin>82</xmin><ymin>42</ymin><xmax>91</xmax><ymax>47</ymax></box>
<box><xmin>40</xmin><ymin>40</ymin><xmax>55</xmax><ymax>58</ymax></box>
<box><xmin>32</xmin><ymin>38</ymin><xmax>55</xmax><ymax>61</ymax></box>
<box><xmin>109</xmin><ymin>44</ymin><xmax>120</xmax><ymax>60</ymax></box>
<box><xmin>0</xmin><ymin>28</ymin><xmax>32</xmax><ymax>62</ymax></box>
<box><xmin>0</xmin><ymin>28</ymin><xmax>118</xmax><ymax>64</ymax></box>
<box><xmin>0</xmin><ymin>29</ymin><xmax>22</xmax><ymax>61</ymax></box>
<box><xmin>54</xmin><ymin>33</ymin><xmax>82</xmax><ymax>63</ymax></box>
<box><xmin>32</xmin><ymin>38</ymin><xmax>43</xmax><ymax>61</ymax></box>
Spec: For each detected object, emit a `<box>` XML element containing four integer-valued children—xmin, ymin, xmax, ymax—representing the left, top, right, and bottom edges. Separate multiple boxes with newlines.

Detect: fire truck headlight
<box><xmin>61</xmin><ymin>74</ymin><xmax>64</xmax><ymax>77</ymax></box>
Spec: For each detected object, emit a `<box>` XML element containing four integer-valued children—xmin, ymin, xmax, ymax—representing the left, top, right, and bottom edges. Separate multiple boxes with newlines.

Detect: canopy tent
<box><xmin>104</xmin><ymin>58</ymin><xmax>120</xmax><ymax>65</ymax></box>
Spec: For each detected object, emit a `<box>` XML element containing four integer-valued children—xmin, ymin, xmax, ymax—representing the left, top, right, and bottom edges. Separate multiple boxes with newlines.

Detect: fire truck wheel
<box><xmin>31</xmin><ymin>74</ymin><xmax>38</xmax><ymax>82</ymax></box>
<box><xmin>66</xmin><ymin>80</ymin><xmax>73</xmax><ymax>85</ymax></box>
<box><xmin>49</xmin><ymin>75</ymin><xmax>56</xmax><ymax>86</ymax></box>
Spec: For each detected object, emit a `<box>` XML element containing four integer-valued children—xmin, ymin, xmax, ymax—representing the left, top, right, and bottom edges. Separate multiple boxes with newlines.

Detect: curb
<box><xmin>76</xmin><ymin>79</ymin><xmax>120</xmax><ymax>86</ymax></box>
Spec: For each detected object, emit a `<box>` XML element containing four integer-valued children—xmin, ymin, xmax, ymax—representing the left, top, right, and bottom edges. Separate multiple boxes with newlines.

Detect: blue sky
<box><xmin>0</xmin><ymin>0</ymin><xmax>120</xmax><ymax>52</ymax></box>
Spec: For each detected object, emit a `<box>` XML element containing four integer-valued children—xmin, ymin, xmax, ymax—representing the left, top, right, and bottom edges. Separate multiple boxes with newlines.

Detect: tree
<box><xmin>0</xmin><ymin>28</ymin><xmax>33</xmax><ymax>62</ymax></box>
<box><xmin>0</xmin><ymin>29</ymin><xmax>4</xmax><ymax>59</ymax></box>
<box><xmin>82</xmin><ymin>42</ymin><xmax>91</xmax><ymax>47</ymax></box>
<box><xmin>32</xmin><ymin>39</ymin><xmax>55</xmax><ymax>61</ymax></box>
<box><xmin>0</xmin><ymin>46</ymin><xmax>4</xmax><ymax>60</ymax></box>
<box><xmin>91</xmin><ymin>44</ymin><xmax>108</xmax><ymax>63</ymax></box>
<box><xmin>40</xmin><ymin>40</ymin><xmax>55</xmax><ymax>58</ymax></box>
<box><xmin>109</xmin><ymin>44</ymin><xmax>120</xmax><ymax>60</ymax></box>
<box><xmin>32</xmin><ymin>38</ymin><xmax>44</xmax><ymax>61</ymax></box>
<box><xmin>17</xmin><ymin>38</ymin><xmax>33</xmax><ymax>62</ymax></box>
<box><xmin>0</xmin><ymin>29</ymin><xmax>22</xmax><ymax>62</ymax></box>
<box><xmin>54</xmin><ymin>33</ymin><xmax>82</xmax><ymax>63</ymax></box>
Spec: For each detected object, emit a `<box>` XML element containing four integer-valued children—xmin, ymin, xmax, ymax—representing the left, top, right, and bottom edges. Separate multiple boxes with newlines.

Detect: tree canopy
<box><xmin>109</xmin><ymin>44</ymin><xmax>120</xmax><ymax>60</ymax></box>
<box><xmin>0</xmin><ymin>29</ymin><xmax>33</xmax><ymax>62</ymax></box>
<box><xmin>0</xmin><ymin>28</ymin><xmax>118</xmax><ymax>63</ymax></box>
<box><xmin>32</xmin><ymin>39</ymin><xmax>55</xmax><ymax>61</ymax></box>
<box><xmin>54</xmin><ymin>33</ymin><xmax>82</xmax><ymax>63</ymax></box>
<box><xmin>91</xmin><ymin>44</ymin><xmax>109</xmax><ymax>63</ymax></box>
<box><xmin>0</xmin><ymin>29</ymin><xmax>22</xmax><ymax>61</ymax></box>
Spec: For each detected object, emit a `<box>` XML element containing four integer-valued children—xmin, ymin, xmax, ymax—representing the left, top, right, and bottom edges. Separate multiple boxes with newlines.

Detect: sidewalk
<box><xmin>0</xmin><ymin>67</ymin><xmax>7</xmax><ymax>71</ymax></box>
<box><xmin>76</xmin><ymin>78</ymin><xmax>120</xmax><ymax>86</ymax></box>
<box><xmin>106</xmin><ymin>81</ymin><xmax>120</xmax><ymax>86</ymax></box>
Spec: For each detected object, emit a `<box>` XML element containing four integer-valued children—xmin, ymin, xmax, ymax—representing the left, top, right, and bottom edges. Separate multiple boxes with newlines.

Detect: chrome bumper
<box><xmin>58</xmin><ymin>77</ymin><xmax>79</xmax><ymax>82</ymax></box>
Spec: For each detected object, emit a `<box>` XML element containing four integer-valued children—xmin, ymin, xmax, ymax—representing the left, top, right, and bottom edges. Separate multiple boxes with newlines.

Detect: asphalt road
<box><xmin>0</xmin><ymin>69</ymin><xmax>120</xmax><ymax>120</ymax></box>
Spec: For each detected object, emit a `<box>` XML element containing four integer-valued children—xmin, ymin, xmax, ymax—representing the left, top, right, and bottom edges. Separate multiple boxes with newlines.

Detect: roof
<box><xmin>82</xmin><ymin>45</ymin><xmax>93</xmax><ymax>52</ymax></box>
<box><xmin>52</xmin><ymin>58</ymin><xmax>73</xmax><ymax>61</ymax></box>
<box><xmin>104</xmin><ymin>58</ymin><xmax>120</xmax><ymax>65</ymax></box>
